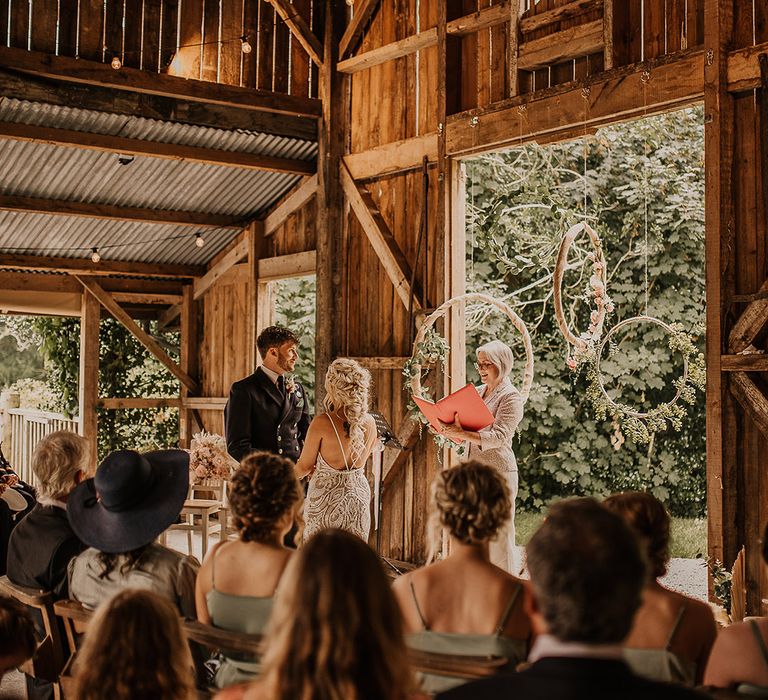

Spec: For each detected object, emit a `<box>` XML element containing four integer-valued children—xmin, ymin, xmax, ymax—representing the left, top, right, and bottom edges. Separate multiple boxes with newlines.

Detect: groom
<box><xmin>225</xmin><ymin>326</ymin><xmax>311</xmax><ymax>463</ymax></box>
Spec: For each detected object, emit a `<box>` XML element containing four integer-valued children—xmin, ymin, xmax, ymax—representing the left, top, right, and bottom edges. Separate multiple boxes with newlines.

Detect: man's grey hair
<box><xmin>476</xmin><ymin>339</ymin><xmax>514</xmax><ymax>378</ymax></box>
<box><xmin>526</xmin><ymin>498</ymin><xmax>646</xmax><ymax>644</ymax></box>
<box><xmin>32</xmin><ymin>430</ymin><xmax>91</xmax><ymax>503</ymax></box>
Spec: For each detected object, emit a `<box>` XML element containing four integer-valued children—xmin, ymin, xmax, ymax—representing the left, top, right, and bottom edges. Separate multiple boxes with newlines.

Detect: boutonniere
<box><xmin>285</xmin><ymin>375</ymin><xmax>297</xmax><ymax>395</ymax></box>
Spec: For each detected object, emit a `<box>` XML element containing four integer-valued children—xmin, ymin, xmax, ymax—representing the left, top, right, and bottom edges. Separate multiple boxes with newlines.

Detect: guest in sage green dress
<box><xmin>392</xmin><ymin>461</ymin><xmax>531</xmax><ymax>695</ymax></box>
<box><xmin>604</xmin><ymin>492</ymin><xmax>716</xmax><ymax>686</ymax></box>
<box><xmin>195</xmin><ymin>451</ymin><xmax>304</xmax><ymax>689</ymax></box>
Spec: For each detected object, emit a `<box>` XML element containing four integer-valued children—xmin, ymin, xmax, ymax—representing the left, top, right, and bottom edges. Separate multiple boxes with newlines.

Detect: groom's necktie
<box><xmin>277</xmin><ymin>375</ymin><xmax>285</xmax><ymax>397</ymax></box>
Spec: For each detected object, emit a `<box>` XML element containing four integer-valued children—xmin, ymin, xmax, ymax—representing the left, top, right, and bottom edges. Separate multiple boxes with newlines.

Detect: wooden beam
<box><xmin>0</xmin><ymin>46</ymin><xmax>321</xmax><ymax>119</ymax></box>
<box><xmin>110</xmin><ymin>292</ymin><xmax>182</xmax><ymax>305</ymax></box>
<box><xmin>181</xmin><ymin>397</ymin><xmax>228</xmax><ymax>410</ymax></box>
<box><xmin>447</xmin><ymin>50</ymin><xmax>704</xmax><ymax>156</ymax></box>
<box><xmin>98</xmin><ymin>398</ymin><xmax>182</xmax><ymax>409</ymax></box>
<box><xmin>339</xmin><ymin>0</ymin><xmax>382</xmax><ymax>58</ymax></box>
<box><xmin>519</xmin><ymin>0</ymin><xmax>602</xmax><ymax>33</ymax></box>
<box><xmin>349</xmin><ymin>356</ymin><xmax>408</xmax><ymax>370</ymax></box>
<box><xmin>0</xmin><ymin>121</ymin><xmax>315</xmax><ymax>175</ymax></box>
<box><xmin>0</xmin><ymin>193</ymin><xmax>243</xmax><ymax>229</ymax></box>
<box><xmin>78</xmin><ymin>292</ymin><xmax>100</xmax><ymax>460</ymax></box>
<box><xmin>258</xmin><ymin>251</ymin><xmax>316</xmax><ymax>281</ymax></box>
<box><xmin>0</xmin><ymin>253</ymin><xmax>202</xmax><ymax>279</ymax></box>
<box><xmin>76</xmin><ymin>276</ymin><xmax>197</xmax><ymax>392</ymax></box>
<box><xmin>263</xmin><ymin>174</ymin><xmax>318</xmax><ymax>236</ymax></box>
<box><xmin>0</xmin><ymin>66</ymin><xmax>316</xmax><ymax>141</ymax></box>
<box><xmin>721</xmin><ymin>355</ymin><xmax>768</xmax><ymax>372</ymax></box>
<box><xmin>344</xmin><ymin>133</ymin><xmax>438</xmax><ymax>181</ymax></box>
<box><xmin>337</xmin><ymin>28</ymin><xmax>438</xmax><ymax>74</ymax></box>
<box><xmin>264</xmin><ymin>0</ymin><xmax>323</xmax><ymax>66</ymax></box>
<box><xmin>728</xmin><ymin>278</ymin><xmax>768</xmax><ymax>353</ymax></box>
<box><xmin>193</xmin><ymin>238</ymin><xmax>249</xmax><ymax>300</ymax></box>
<box><xmin>518</xmin><ymin>20</ymin><xmax>604</xmax><ymax>71</ymax></box>
<box><xmin>727</xmin><ymin>41</ymin><xmax>768</xmax><ymax>92</ymax></box>
<box><xmin>340</xmin><ymin>161</ymin><xmax>422</xmax><ymax>313</ymax></box>
<box><xmin>447</xmin><ymin>3</ymin><xmax>512</xmax><ymax>36</ymax></box>
<box><xmin>0</xmin><ymin>270</ymin><xmax>183</xmax><ymax>294</ymax></box>
<box><xmin>730</xmin><ymin>373</ymin><xmax>768</xmax><ymax>441</ymax></box>
<box><xmin>382</xmin><ymin>416</ymin><xmax>421</xmax><ymax>486</ymax></box>
<box><xmin>179</xmin><ymin>284</ymin><xmax>199</xmax><ymax>447</ymax></box>
<box><xmin>157</xmin><ymin>303</ymin><xmax>182</xmax><ymax>330</ymax></box>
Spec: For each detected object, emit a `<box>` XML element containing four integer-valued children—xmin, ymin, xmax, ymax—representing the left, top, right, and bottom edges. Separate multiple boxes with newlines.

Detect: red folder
<box><xmin>413</xmin><ymin>384</ymin><xmax>494</xmax><ymax>442</ymax></box>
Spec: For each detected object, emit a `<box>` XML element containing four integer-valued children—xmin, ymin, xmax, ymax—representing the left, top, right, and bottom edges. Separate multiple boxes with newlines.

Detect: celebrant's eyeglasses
<box><xmin>474</xmin><ymin>362</ymin><xmax>495</xmax><ymax>371</ymax></box>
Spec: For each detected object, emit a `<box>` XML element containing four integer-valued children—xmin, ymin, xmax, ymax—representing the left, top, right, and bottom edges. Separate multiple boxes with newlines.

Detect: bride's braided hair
<box><xmin>322</xmin><ymin>358</ymin><xmax>371</xmax><ymax>465</ymax></box>
<box><xmin>428</xmin><ymin>461</ymin><xmax>511</xmax><ymax>561</ymax></box>
<box><xmin>228</xmin><ymin>452</ymin><xmax>304</xmax><ymax>544</ymax></box>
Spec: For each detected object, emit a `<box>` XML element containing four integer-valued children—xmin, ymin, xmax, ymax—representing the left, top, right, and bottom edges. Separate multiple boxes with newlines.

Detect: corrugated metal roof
<box><xmin>0</xmin><ymin>98</ymin><xmax>317</xmax><ymax>265</ymax></box>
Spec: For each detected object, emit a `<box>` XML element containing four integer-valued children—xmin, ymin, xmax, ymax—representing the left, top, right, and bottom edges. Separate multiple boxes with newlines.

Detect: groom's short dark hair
<box><xmin>257</xmin><ymin>326</ymin><xmax>299</xmax><ymax>359</ymax></box>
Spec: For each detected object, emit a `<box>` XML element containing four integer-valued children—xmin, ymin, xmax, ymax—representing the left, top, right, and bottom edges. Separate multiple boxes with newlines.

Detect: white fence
<box><xmin>1</xmin><ymin>407</ymin><xmax>80</xmax><ymax>488</ymax></box>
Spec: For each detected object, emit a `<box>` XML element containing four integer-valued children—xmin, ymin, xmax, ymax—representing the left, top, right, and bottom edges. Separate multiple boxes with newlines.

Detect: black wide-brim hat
<box><xmin>67</xmin><ymin>449</ymin><xmax>190</xmax><ymax>554</ymax></box>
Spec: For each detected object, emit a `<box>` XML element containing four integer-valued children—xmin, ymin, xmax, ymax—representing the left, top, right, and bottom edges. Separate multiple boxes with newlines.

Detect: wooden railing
<box><xmin>0</xmin><ymin>407</ymin><xmax>79</xmax><ymax>488</ymax></box>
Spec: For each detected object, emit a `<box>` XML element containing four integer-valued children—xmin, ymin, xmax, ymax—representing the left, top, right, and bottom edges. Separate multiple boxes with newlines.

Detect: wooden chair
<box><xmin>0</xmin><ymin>575</ymin><xmax>66</xmax><ymax>699</ymax></box>
<box><xmin>52</xmin><ymin>599</ymin><xmax>91</xmax><ymax>698</ymax></box>
<box><xmin>190</xmin><ymin>478</ymin><xmax>232</xmax><ymax>540</ymax></box>
<box><xmin>160</xmin><ymin>498</ymin><xmax>221</xmax><ymax>560</ymax></box>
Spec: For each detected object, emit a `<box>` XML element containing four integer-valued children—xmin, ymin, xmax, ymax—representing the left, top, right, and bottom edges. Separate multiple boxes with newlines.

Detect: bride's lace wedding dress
<box><xmin>303</xmin><ymin>418</ymin><xmax>371</xmax><ymax>543</ymax></box>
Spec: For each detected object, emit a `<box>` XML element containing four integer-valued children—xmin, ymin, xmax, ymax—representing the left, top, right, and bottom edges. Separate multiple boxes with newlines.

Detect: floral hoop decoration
<box><xmin>553</xmin><ymin>222</ymin><xmax>615</xmax><ymax>366</ymax></box>
<box><xmin>188</xmin><ymin>431</ymin><xmax>238</xmax><ymax>484</ymax></box>
<box><xmin>403</xmin><ymin>292</ymin><xmax>534</xmax><ymax>452</ymax></box>
<box><xmin>582</xmin><ymin>315</ymin><xmax>705</xmax><ymax>444</ymax></box>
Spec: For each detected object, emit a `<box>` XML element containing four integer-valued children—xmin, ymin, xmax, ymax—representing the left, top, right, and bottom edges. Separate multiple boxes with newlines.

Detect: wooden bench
<box><xmin>0</xmin><ymin>575</ymin><xmax>66</xmax><ymax>699</ymax></box>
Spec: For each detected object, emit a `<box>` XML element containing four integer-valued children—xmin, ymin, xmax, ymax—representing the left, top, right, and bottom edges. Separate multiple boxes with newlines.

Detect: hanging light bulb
<box><xmin>346</xmin><ymin>0</ymin><xmax>354</xmax><ymax>5</ymax></box>
<box><xmin>195</xmin><ymin>235</ymin><xmax>205</xmax><ymax>248</ymax></box>
<box><xmin>111</xmin><ymin>55</ymin><xmax>122</xmax><ymax>70</ymax></box>
<box><xmin>241</xmin><ymin>35</ymin><xmax>252</xmax><ymax>54</ymax></box>
<box><xmin>91</xmin><ymin>247</ymin><xmax>101</xmax><ymax>263</ymax></box>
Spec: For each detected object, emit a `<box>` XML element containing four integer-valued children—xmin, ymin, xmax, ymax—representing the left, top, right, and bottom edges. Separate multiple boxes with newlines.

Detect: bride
<box><xmin>295</xmin><ymin>358</ymin><xmax>378</xmax><ymax>543</ymax></box>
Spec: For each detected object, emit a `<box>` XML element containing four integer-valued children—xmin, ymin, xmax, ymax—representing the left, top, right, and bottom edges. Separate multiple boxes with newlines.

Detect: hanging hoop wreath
<box><xmin>584</xmin><ymin>315</ymin><xmax>705</xmax><ymax>444</ymax></box>
<box><xmin>553</xmin><ymin>222</ymin><xmax>614</xmax><ymax>361</ymax></box>
<box><xmin>404</xmin><ymin>293</ymin><xmax>535</xmax><ymax>452</ymax></box>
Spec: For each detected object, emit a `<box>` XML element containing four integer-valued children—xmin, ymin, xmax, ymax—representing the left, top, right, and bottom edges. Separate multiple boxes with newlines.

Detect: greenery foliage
<box><xmin>465</xmin><ymin>107</ymin><xmax>706</xmax><ymax>516</ymax></box>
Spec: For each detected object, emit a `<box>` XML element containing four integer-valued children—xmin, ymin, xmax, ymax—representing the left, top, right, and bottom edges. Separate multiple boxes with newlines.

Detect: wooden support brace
<box><xmin>344</xmin><ymin>134</ymin><xmax>438</xmax><ymax>181</ymax></box>
<box><xmin>263</xmin><ymin>174</ymin><xmax>318</xmax><ymax>236</ymax></box>
<box><xmin>729</xmin><ymin>279</ymin><xmax>768</xmax><ymax>353</ymax></box>
<box><xmin>339</xmin><ymin>0</ymin><xmax>382</xmax><ymax>58</ymax></box>
<box><xmin>382</xmin><ymin>417</ymin><xmax>421</xmax><ymax>487</ymax></box>
<box><xmin>264</xmin><ymin>0</ymin><xmax>324</xmax><ymax>66</ymax></box>
<box><xmin>340</xmin><ymin>161</ymin><xmax>422</xmax><ymax>313</ymax></box>
<box><xmin>75</xmin><ymin>276</ymin><xmax>197</xmax><ymax>392</ymax></box>
<box><xmin>98</xmin><ymin>398</ymin><xmax>182</xmax><ymax>409</ymax></box>
<box><xmin>193</xmin><ymin>239</ymin><xmax>250</xmax><ymax>300</ymax></box>
<box><xmin>730</xmin><ymin>373</ymin><xmax>768</xmax><ymax>441</ymax></box>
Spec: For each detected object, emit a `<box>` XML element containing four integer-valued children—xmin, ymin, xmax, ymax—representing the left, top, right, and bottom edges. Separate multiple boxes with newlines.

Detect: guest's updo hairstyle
<box><xmin>323</xmin><ymin>358</ymin><xmax>371</xmax><ymax>464</ymax></box>
<box><xmin>603</xmin><ymin>491</ymin><xmax>670</xmax><ymax>578</ymax></box>
<box><xmin>428</xmin><ymin>460</ymin><xmax>511</xmax><ymax>561</ymax></box>
<box><xmin>228</xmin><ymin>452</ymin><xmax>304</xmax><ymax>544</ymax></box>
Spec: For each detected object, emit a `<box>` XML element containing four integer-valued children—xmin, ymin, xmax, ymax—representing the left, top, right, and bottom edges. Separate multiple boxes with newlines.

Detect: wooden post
<box><xmin>179</xmin><ymin>284</ymin><xmax>199</xmax><ymax>448</ymax></box>
<box><xmin>78</xmin><ymin>291</ymin><xmax>100</xmax><ymax>463</ymax></box>
<box><xmin>0</xmin><ymin>391</ymin><xmax>19</xmax><ymax>460</ymax></box>
<box><xmin>315</xmin><ymin>0</ymin><xmax>349</xmax><ymax>406</ymax></box>
<box><xmin>247</xmin><ymin>221</ymin><xmax>265</xmax><ymax>372</ymax></box>
<box><xmin>703</xmin><ymin>0</ymin><xmax>736</xmax><ymax>597</ymax></box>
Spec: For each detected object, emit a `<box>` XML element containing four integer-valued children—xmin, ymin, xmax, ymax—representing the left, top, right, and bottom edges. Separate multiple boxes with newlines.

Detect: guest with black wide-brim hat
<box><xmin>66</xmin><ymin>449</ymin><xmax>200</xmax><ymax>618</ymax></box>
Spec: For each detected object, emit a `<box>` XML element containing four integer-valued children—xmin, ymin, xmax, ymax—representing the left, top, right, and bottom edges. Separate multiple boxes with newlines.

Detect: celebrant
<box><xmin>439</xmin><ymin>340</ymin><xmax>524</xmax><ymax>573</ymax></box>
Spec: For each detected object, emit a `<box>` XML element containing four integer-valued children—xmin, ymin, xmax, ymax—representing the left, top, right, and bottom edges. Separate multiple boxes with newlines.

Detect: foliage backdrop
<box><xmin>464</xmin><ymin>107</ymin><xmax>705</xmax><ymax>516</ymax></box>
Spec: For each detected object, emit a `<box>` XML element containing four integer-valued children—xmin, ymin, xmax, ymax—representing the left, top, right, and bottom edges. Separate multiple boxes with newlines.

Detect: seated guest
<box><xmin>7</xmin><ymin>430</ymin><xmax>92</xmax><ymax>596</ymax></box>
<box><xmin>0</xmin><ymin>596</ymin><xmax>36</xmax><ymax>679</ymax></box>
<box><xmin>438</xmin><ymin>498</ymin><xmax>708</xmax><ymax>700</ymax></box>
<box><xmin>604</xmin><ymin>492</ymin><xmax>717</xmax><ymax>685</ymax></box>
<box><xmin>195</xmin><ymin>451</ymin><xmax>303</xmax><ymax>688</ymax></box>
<box><xmin>72</xmin><ymin>588</ymin><xmax>195</xmax><ymax>700</ymax></box>
<box><xmin>223</xmin><ymin>529</ymin><xmax>413</xmax><ymax>700</ymax></box>
<box><xmin>704</xmin><ymin>520</ymin><xmax>768</xmax><ymax>692</ymax></box>
<box><xmin>66</xmin><ymin>449</ymin><xmax>199</xmax><ymax>617</ymax></box>
<box><xmin>392</xmin><ymin>460</ymin><xmax>531</xmax><ymax>694</ymax></box>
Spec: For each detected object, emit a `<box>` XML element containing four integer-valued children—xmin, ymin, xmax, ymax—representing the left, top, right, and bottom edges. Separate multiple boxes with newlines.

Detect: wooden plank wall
<box><xmin>726</xmin><ymin>2</ymin><xmax>768</xmax><ymax>614</ymax></box>
<box><xmin>346</xmin><ymin>0</ymin><xmax>441</xmax><ymax>563</ymax></box>
<box><xmin>0</xmin><ymin>0</ymin><xmax>321</xmax><ymax>93</ymax></box>
<box><xmin>266</xmin><ymin>198</ymin><xmax>317</xmax><ymax>257</ymax></box>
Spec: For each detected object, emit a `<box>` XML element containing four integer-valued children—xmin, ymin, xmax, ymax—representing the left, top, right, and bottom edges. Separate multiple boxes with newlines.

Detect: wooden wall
<box><xmin>0</xmin><ymin>0</ymin><xmax>323</xmax><ymax>92</ymax></box>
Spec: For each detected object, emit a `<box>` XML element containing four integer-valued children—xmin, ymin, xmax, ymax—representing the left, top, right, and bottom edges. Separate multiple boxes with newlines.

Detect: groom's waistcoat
<box><xmin>224</xmin><ymin>367</ymin><xmax>311</xmax><ymax>462</ymax></box>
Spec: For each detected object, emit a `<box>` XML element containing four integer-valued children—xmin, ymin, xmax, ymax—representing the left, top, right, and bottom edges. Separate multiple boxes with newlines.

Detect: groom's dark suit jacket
<box><xmin>225</xmin><ymin>367</ymin><xmax>311</xmax><ymax>462</ymax></box>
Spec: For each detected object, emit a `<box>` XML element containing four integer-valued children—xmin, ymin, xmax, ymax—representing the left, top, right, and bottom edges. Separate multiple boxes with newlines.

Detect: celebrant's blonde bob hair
<box><xmin>477</xmin><ymin>339</ymin><xmax>514</xmax><ymax>378</ymax></box>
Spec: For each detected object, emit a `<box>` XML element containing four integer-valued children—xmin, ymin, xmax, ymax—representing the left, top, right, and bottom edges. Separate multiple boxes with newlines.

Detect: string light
<box><xmin>111</xmin><ymin>56</ymin><xmax>122</xmax><ymax>70</ymax></box>
<box><xmin>195</xmin><ymin>235</ymin><xmax>205</xmax><ymax>248</ymax></box>
<box><xmin>240</xmin><ymin>35</ymin><xmax>252</xmax><ymax>54</ymax></box>
<box><xmin>90</xmin><ymin>248</ymin><xmax>101</xmax><ymax>263</ymax></box>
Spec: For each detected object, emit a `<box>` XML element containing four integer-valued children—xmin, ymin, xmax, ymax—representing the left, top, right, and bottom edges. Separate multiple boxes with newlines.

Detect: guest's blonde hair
<box><xmin>73</xmin><ymin>589</ymin><xmax>195</xmax><ymax>700</ymax></box>
<box><xmin>428</xmin><ymin>461</ymin><xmax>512</xmax><ymax>562</ymax></box>
<box><xmin>255</xmin><ymin>529</ymin><xmax>412</xmax><ymax>700</ymax></box>
<box><xmin>32</xmin><ymin>430</ymin><xmax>90</xmax><ymax>502</ymax></box>
<box><xmin>323</xmin><ymin>358</ymin><xmax>371</xmax><ymax>464</ymax></box>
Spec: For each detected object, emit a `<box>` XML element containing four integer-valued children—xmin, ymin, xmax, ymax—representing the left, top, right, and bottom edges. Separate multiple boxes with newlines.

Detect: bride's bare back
<box><xmin>296</xmin><ymin>411</ymin><xmax>377</xmax><ymax>476</ymax></box>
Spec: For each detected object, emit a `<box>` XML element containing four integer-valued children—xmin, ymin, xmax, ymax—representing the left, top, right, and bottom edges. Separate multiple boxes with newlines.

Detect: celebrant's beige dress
<box><xmin>466</xmin><ymin>377</ymin><xmax>524</xmax><ymax>573</ymax></box>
